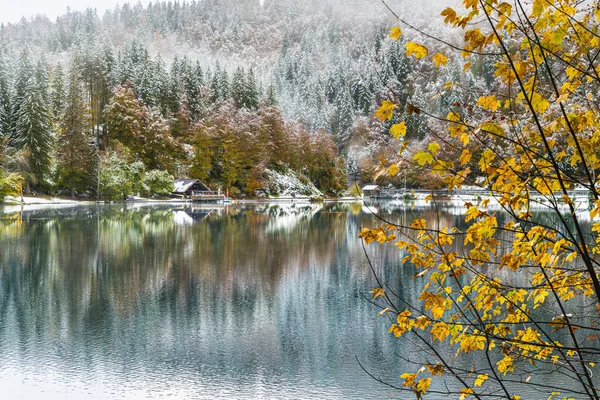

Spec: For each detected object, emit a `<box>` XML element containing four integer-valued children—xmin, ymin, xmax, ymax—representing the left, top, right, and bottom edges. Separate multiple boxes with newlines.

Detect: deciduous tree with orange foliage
<box><xmin>361</xmin><ymin>0</ymin><xmax>600</xmax><ymax>398</ymax></box>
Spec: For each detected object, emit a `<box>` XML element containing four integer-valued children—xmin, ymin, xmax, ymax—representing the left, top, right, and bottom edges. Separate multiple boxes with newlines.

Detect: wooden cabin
<box><xmin>172</xmin><ymin>179</ymin><xmax>212</xmax><ymax>198</ymax></box>
<box><xmin>362</xmin><ymin>184</ymin><xmax>382</xmax><ymax>198</ymax></box>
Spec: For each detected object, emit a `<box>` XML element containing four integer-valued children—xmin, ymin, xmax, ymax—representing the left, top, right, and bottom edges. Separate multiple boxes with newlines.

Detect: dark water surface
<box><xmin>0</xmin><ymin>201</ymin><xmax>584</xmax><ymax>399</ymax></box>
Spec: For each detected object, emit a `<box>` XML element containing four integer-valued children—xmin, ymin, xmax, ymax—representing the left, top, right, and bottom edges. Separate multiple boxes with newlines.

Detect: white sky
<box><xmin>0</xmin><ymin>0</ymin><xmax>154</xmax><ymax>24</ymax></box>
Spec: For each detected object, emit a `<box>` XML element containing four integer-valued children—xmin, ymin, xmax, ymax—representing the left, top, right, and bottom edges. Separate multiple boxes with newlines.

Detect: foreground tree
<box><xmin>361</xmin><ymin>1</ymin><xmax>600</xmax><ymax>399</ymax></box>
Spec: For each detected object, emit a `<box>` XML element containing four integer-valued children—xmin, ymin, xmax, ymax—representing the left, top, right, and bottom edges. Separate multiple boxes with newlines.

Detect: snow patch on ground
<box><xmin>3</xmin><ymin>196</ymin><xmax>82</xmax><ymax>205</ymax></box>
<box><xmin>262</xmin><ymin>169</ymin><xmax>323</xmax><ymax>198</ymax></box>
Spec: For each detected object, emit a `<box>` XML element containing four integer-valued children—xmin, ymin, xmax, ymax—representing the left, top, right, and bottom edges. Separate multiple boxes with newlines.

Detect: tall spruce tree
<box><xmin>0</xmin><ymin>49</ymin><xmax>11</xmax><ymax>137</ymax></box>
<box><xmin>10</xmin><ymin>49</ymin><xmax>34</xmax><ymax>142</ymax></box>
<box><xmin>244</xmin><ymin>68</ymin><xmax>259</xmax><ymax>109</ymax></box>
<box><xmin>231</xmin><ymin>67</ymin><xmax>245</xmax><ymax>108</ymax></box>
<box><xmin>50</xmin><ymin>63</ymin><xmax>66</xmax><ymax>122</ymax></box>
<box><xmin>14</xmin><ymin>76</ymin><xmax>54</xmax><ymax>188</ymax></box>
<box><xmin>56</xmin><ymin>61</ymin><xmax>95</xmax><ymax>196</ymax></box>
<box><xmin>35</xmin><ymin>57</ymin><xmax>51</xmax><ymax>106</ymax></box>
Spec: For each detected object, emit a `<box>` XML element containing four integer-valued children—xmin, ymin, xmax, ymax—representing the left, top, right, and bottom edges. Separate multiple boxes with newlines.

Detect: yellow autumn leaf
<box><xmin>390</xmin><ymin>26</ymin><xmax>402</xmax><ymax>40</ymax></box>
<box><xmin>441</xmin><ymin>7</ymin><xmax>457</xmax><ymax>24</ymax></box>
<box><xmin>405</xmin><ymin>42</ymin><xmax>429</xmax><ymax>59</ymax></box>
<box><xmin>497</xmin><ymin>355</ymin><xmax>515</xmax><ymax>374</ymax></box>
<box><xmin>375</xmin><ymin>100</ymin><xmax>396</xmax><ymax>121</ymax></box>
<box><xmin>477</xmin><ymin>95</ymin><xmax>500</xmax><ymax>112</ymax></box>
<box><xmin>459</xmin><ymin>149</ymin><xmax>472</xmax><ymax>165</ymax></box>
<box><xmin>389</xmin><ymin>164</ymin><xmax>399</xmax><ymax>176</ymax></box>
<box><xmin>432</xmin><ymin>53</ymin><xmax>448</xmax><ymax>67</ymax></box>
<box><xmin>414</xmin><ymin>315</ymin><xmax>431</xmax><ymax>330</ymax></box>
<box><xmin>481</xmin><ymin>122</ymin><xmax>505</xmax><ymax>137</ymax></box>
<box><xmin>474</xmin><ymin>374</ymin><xmax>488</xmax><ymax>387</ymax></box>
<box><xmin>531</xmin><ymin>92</ymin><xmax>550</xmax><ymax>113</ymax></box>
<box><xmin>428</xmin><ymin>142</ymin><xmax>441</xmax><ymax>155</ymax></box>
<box><xmin>389</xmin><ymin>122</ymin><xmax>407</xmax><ymax>139</ymax></box>
<box><xmin>414</xmin><ymin>151</ymin><xmax>434</xmax><ymax>166</ymax></box>
<box><xmin>478</xmin><ymin>148</ymin><xmax>496</xmax><ymax>172</ymax></box>
<box><xmin>459</xmin><ymin>388</ymin><xmax>474</xmax><ymax>400</ymax></box>
<box><xmin>431</xmin><ymin>322</ymin><xmax>450</xmax><ymax>341</ymax></box>
<box><xmin>371</xmin><ymin>287</ymin><xmax>385</xmax><ymax>299</ymax></box>
<box><xmin>426</xmin><ymin>362</ymin><xmax>445</xmax><ymax>377</ymax></box>
<box><xmin>416</xmin><ymin>377</ymin><xmax>431</xmax><ymax>394</ymax></box>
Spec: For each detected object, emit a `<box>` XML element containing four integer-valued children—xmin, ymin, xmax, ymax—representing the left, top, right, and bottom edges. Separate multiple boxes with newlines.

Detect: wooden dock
<box><xmin>190</xmin><ymin>194</ymin><xmax>228</xmax><ymax>203</ymax></box>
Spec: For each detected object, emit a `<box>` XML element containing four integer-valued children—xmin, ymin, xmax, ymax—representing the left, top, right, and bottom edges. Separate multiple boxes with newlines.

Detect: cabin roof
<box><xmin>173</xmin><ymin>179</ymin><xmax>210</xmax><ymax>193</ymax></box>
<box><xmin>362</xmin><ymin>185</ymin><xmax>381</xmax><ymax>191</ymax></box>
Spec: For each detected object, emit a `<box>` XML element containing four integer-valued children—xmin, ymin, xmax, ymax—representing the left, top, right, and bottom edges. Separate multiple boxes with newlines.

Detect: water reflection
<box><xmin>0</xmin><ymin>201</ymin><xmax>588</xmax><ymax>399</ymax></box>
<box><xmin>0</xmin><ymin>203</ymin><xmax>400</xmax><ymax>399</ymax></box>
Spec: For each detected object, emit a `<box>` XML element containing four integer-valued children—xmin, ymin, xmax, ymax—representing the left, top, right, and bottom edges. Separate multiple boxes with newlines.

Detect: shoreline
<box><xmin>0</xmin><ymin>195</ymin><xmax>364</xmax><ymax>207</ymax></box>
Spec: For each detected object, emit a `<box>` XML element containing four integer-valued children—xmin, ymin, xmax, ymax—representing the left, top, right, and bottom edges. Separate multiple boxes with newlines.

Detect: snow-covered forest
<box><xmin>0</xmin><ymin>0</ymin><xmax>495</xmax><ymax>198</ymax></box>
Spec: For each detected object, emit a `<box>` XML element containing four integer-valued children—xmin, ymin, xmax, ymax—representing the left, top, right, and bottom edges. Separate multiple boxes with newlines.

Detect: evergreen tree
<box><xmin>167</xmin><ymin>56</ymin><xmax>182</xmax><ymax>114</ymax></box>
<box><xmin>182</xmin><ymin>58</ymin><xmax>203</xmax><ymax>120</ymax></box>
<box><xmin>56</xmin><ymin>62</ymin><xmax>95</xmax><ymax>196</ymax></box>
<box><xmin>14</xmin><ymin>76</ymin><xmax>54</xmax><ymax>187</ymax></box>
<box><xmin>218</xmin><ymin>69</ymin><xmax>230</xmax><ymax>102</ymax></box>
<box><xmin>50</xmin><ymin>63</ymin><xmax>66</xmax><ymax>122</ymax></box>
<box><xmin>265</xmin><ymin>84</ymin><xmax>277</xmax><ymax>106</ymax></box>
<box><xmin>231</xmin><ymin>67</ymin><xmax>245</xmax><ymax>108</ymax></box>
<box><xmin>139</xmin><ymin>56</ymin><xmax>158</xmax><ymax>107</ymax></box>
<box><xmin>210</xmin><ymin>63</ymin><xmax>221</xmax><ymax>103</ymax></box>
<box><xmin>0</xmin><ymin>49</ymin><xmax>11</xmax><ymax>137</ymax></box>
<box><xmin>35</xmin><ymin>57</ymin><xmax>51</xmax><ymax>106</ymax></box>
<box><xmin>10</xmin><ymin>49</ymin><xmax>34</xmax><ymax>142</ymax></box>
<box><xmin>153</xmin><ymin>55</ymin><xmax>171</xmax><ymax>116</ymax></box>
<box><xmin>244</xmin><ymin>68</ymin><xmax>259</xmax><ymax>109</ymax></box>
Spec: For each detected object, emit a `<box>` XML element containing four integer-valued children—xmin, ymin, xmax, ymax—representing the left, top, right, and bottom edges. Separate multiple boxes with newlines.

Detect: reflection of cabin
<box><xmin>172</xmin><ymin>179</ymin><xmax>212</xmax><ymax>198</ymax></box>
<box><xmin>362</xmin><ymin>184</ymin><xmax>382</xmax><ymax>198</ymax></box>
<box><xmin>173</xmin><ymin>207</ymin><xmax>214</xmax><ymax>225</ymax></box>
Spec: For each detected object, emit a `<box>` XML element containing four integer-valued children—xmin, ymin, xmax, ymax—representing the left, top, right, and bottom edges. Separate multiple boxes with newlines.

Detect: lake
<box><xmin>0</xmin><ymin>201</ymin><xmax>589</xmax><ymax>399</ymax></box>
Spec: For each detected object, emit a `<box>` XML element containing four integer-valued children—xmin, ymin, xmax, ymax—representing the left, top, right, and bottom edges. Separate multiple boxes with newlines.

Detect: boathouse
<box><xmin>362</xmin><ymin>184</ymin><xmax>381</xmax><ymax>198</ymax></box>
<box><xmin>172</xmin><ymin>179</ymin><xmax>212</xmax><ymax>198</ymax></box>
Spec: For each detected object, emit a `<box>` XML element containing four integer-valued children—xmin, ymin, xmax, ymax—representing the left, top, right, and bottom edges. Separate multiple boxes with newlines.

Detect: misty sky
<box><xmin>0</xmin><ymin>0</ymin><xmax>154</xmax><ymax>24</ymax></box>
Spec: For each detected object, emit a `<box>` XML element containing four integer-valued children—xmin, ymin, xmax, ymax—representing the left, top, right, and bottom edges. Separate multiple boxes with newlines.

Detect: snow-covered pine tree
<box><xmin>218</xmin><ymin>68</ymin><xmax>230</xmax><ymax>103</ymax></box>
<box><xmin>139</xmin><ymin>56</ymin><xmax>158</xmax><ymax>108</ymax></box>
<box><xmin>210</xmin><ymin>62</ymin><xmax>221</xmax><ymax>104</ymax></box>
<box><xmin>35</xmin><ymin>57</ymin><xmax>51</xmax><ymax>106</ymax></box>
<box><xmin>153</xmin><ymin>55</ymin><xmax>172</xmax><ymax>116</ymax></box>
<box><xmin>14</xmin><ymin>75</ymin><xmax>54</xmax><ymax>188</ymax></box>
<box><xmin>10</xmin><ymin>49</ymin><xmax>34</xmax><ymax>143</ymax></box>
<box><xmin>231</xmin><ymin>67</ymin><xmax>245</xmax><ymax>108</ymax></box>
<box><xmin>0</xmin><ymin>49</ymin><xmax>11</xmax><ymax>137</ymax></box>
<box><xmin>167</xmin><ymin>57</ymin><xmax>182</xmax><ymax>114</ymax></box>
<box><xmin>56</xmin><ymin>61</ymin><xmax>95</xmax><ymax>196</ymax></box>
<box><xmin>182</xmin><ymin>58</ymin><xmax>202</xmax><ymax>119</ymax></box>
<box><xmin>265</xmin><ymin>84</ymin><xmax>277</xmax><ymax>106</ymax></box>
<box><xmin>244</xmin><ymin>68</ymin><xmax>259</xmax><ymax>110</ymax></box>
<box><xmin>50</xmin><ymin>63</ymin><xmax>66</xmax><ymax>123</ymax></box>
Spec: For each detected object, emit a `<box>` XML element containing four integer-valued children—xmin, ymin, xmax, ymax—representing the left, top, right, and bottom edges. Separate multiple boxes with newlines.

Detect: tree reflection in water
<box><xmin>0</xmin><ymin>202</ymin><xmax>584</xmax><ymax>399</ymax></box>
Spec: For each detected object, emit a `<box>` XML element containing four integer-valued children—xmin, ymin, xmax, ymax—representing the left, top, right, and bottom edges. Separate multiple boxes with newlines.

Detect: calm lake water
<box><xmin>0</xmin><ymin>201</ymin><xmax>588</xmax><ymax>399</ymax></box>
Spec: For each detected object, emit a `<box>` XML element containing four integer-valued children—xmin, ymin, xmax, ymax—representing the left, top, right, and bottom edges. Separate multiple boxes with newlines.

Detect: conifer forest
<box><xmin>0</xmin><ymin>0</ymin><xmax>494</xmax><ymax>199</ymax></box>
